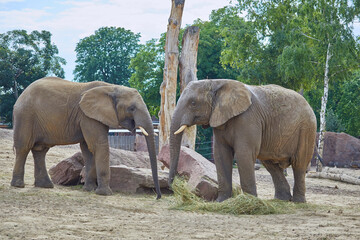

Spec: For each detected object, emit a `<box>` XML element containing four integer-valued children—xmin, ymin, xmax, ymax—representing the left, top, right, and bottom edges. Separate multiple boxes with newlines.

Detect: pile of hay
<box><xmin>171</xmin><ymin>177</ymin><xmax>311</xmax><ymax>215</ymax></box>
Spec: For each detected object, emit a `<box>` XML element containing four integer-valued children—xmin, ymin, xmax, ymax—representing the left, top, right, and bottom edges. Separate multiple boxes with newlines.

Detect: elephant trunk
<box><xmin>135</xmin><ymin>112</ymin><xmax>161</xmax><ymax>199</ymax></box>
<box><xmin>168</xmin><ymin>110</ymin><xmax>184</xmax><ymax>186</ymax></box>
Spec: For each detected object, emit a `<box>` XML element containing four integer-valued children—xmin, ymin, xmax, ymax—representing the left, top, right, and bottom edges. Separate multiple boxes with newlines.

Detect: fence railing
<box><xmin>108</xmin><ymin>127</ymin><xmax>213</xmax><ymax>160</ymax></box>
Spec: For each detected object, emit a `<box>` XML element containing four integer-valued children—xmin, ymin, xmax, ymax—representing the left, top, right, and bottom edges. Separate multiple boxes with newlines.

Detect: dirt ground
<box><xmin>1</xmin><ymin>128</ymin><xmax>359</xmax><ymax>240</ymax></box>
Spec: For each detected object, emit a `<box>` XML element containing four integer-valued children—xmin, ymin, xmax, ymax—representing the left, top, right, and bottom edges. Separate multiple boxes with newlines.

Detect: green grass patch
<box><xmin>170</xmin><ymin>177</ymin><xmax>318</xmax><ymax>215</ymax></box>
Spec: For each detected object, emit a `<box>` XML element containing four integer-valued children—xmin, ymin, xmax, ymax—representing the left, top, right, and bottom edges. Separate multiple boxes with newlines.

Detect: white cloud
<box><xmin>0</xmin><ymin>0</ymin><xmax>232</xmax><ymax>80</ymax></box>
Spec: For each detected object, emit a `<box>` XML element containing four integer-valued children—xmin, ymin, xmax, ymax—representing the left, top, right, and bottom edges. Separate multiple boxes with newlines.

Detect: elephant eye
<box><xmin>128</xmin><ymin>105</ymin><xmax>136</xmax><ymax>112</ymax></box>
<box><xmin>191</xmin><ymin>101</ymin><xmax>196</xmax><ymax>107</ymax></box>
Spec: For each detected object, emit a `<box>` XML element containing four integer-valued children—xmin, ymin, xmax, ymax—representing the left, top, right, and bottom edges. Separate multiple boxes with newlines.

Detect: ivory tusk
<box><xmin>174</xmin><ymin>125</ymin><xmax>187</xmax><ymax>135</ymax></box>
<box><xmin>138</xmin><ymin>126</ymin><xmax>149</xmax><ymax>136</ymax></box>
<box><xmin>154</xmin><ymin>132</ymin><xmax>158</xmax><ymax>137</ymax></box>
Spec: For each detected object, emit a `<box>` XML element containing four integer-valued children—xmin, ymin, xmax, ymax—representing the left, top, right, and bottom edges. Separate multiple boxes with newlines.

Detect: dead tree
<box><xmin>159</xmin><ymin>0</ymin><xmax>185</xmax><ymax>151</ymax></box>
<box><xmin>179</xmin><ymin>26</ymin><xmax>200</xmax><ymax>150</ymax></box>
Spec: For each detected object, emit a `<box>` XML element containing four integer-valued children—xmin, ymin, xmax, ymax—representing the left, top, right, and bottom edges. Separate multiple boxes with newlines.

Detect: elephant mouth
<box><xmin>120</xmin><ymin>118</ymin><xmax>136</xmax><ymax>133</ymax></box>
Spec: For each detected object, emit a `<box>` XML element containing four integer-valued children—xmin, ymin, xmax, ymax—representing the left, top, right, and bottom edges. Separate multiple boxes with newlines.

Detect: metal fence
<box><xmin>108</xmin><ymin>129</ymin><xmax>159</xmax><ymax>153</ymax></box>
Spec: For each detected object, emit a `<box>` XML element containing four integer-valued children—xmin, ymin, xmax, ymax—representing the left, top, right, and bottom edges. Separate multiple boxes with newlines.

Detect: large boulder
<box><xmin>109</xmin><ymin>147</ymin><xmax>151</xmax><ymax>168</ymax></box>
<box><xmin>158</xmin><ymin>144</ymin><xmax>221</xmax><ymax>201</ymax></box>
<box><xmin>50</xmin><ymin>148</ymin><xmax>169</xmax><ymax>194</ymax></box>
<box><xmin>49</xmin><ymin>152</ymin><xmax>84</xmax><ymax>185</ymax></box>
<box><xmin>134</xmin><ymin>135</ymin><xmax>148</xmax><ymax>152</ymax></box>
<box><xmin>109</xmin><ymin>165</ymin><xmax>168</xmax><ymax>193</ymax></box>
<box><xmin>311</xmin><ymin>132</ymin><xmax>360</xmax><ymax>168</ymax></box>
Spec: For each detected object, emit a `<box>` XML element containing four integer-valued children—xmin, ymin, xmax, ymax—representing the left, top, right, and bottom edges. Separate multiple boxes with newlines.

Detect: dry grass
<box><xmin>170</xmin><ymin>177</ymin><xmax>318</xmax><ymax>215</ymax></box>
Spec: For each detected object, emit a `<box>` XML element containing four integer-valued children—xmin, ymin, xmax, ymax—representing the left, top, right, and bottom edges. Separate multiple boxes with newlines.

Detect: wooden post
<box><xmin>179</xmin><ymin>26</ymin><xmax>200</xmax><ymax>150</ymax></box>
<box><xmin>159</xmin><ymin>0</ymin><xmax>185</xmax><ymax>151</ymax></box>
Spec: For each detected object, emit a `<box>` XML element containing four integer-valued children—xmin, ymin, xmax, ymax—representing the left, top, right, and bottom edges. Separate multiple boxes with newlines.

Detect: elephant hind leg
<box><xmin>11</xmin><ymin>147</ymin><xmax>31</xmax><ymax>188</ymax></box>
<box><xmin>32</xmin><ymin>145</ymin><xmax>54</xmax><ymax>188</ymax></box>
<box><xmin>291</xmin><ymin>129</ymin><xmax>315</xmax><ymax>203</ymax></box>
<box><xmin>261</xmin><ymin>160</ymin><xmax>292</xmax><ymax>201</ymax></box>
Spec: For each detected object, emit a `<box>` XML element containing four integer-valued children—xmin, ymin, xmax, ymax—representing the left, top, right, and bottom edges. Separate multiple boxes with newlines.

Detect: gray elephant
<box><xmin>169</xmin><ymin>79</ymin><xmax>316</xmax><ymax>203</ymax></box>
<box><xmin>11</xmin><ymin>77</ymin><xmax>161</xmax><ymax>198</ymax></box>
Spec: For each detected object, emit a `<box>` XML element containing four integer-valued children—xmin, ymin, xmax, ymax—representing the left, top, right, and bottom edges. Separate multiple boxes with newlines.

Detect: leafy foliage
<box><xmin>0</xmin><ymin>30</ymin><xmax>66</xmax><ymax>124</ymax></box>
<box><xmin>74</xmin><ymin>27</ymin><xmax>140</xmax><ymax>86</ymax></box>
<box><xmin>129</xmin><ymin>39</ymin><xmax>164</xmax><ymax>116</ymax></box>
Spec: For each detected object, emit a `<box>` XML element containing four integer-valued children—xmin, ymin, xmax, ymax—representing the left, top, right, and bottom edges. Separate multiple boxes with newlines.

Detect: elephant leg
<box><xmin>213</xmin><ymin>141</ymin><xmax>234</xmax><ymax>202</ymax></box>
<box><xmin>11</xmin><ymin>147</ymin><xmax>31</xmax><ymax>188</ymax></box>
<box><xmin>292</xmin><ymin>168</ymin><xmax>306</xmax><ymax>203</ymax></box>
<box><xmin>81</xmin><ymin>122</ymin><xmax>112</xmax><ymax>196</ymax></box>
<box><xmin>291</xmin><ymin>128</ymin><xmax>314</xmax><ymax>203</ymax></box>
<box><xmin>235</xmin><ymin>152</ymin><xmax>257</xmax><ymax>197</ymax></box>
<box><xmin>32</xmin><ymin>146</ymin><xmax>54</xmax><ymax>188</ymax></box>
<box><xmin>80</xmin><ymin>141</ymin><xmax>97</xmax><ymax>192</ymax></box>
<box><xmin>261</xmin><ymin>160</ymin><xmax>292</xmax><ymax>201</ymax></box>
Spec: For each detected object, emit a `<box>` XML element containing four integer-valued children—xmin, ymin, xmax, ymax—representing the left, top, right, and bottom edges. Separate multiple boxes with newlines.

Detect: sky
<box><xmin>1</xmin><ymin>0</ymin><xmax>360</xmax><ymax>81</ymax></box>
<box><xmin>0</xmin><ymin>0</ymin><xmax>233</xmax><ymax>80</ymax></box>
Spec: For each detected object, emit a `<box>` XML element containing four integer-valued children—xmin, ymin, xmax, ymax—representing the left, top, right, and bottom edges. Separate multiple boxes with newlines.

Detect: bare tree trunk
<box><xmin>316</xmin><ymin>42</ymin><xmax>332</xmax><ymax>172</ymax></box>
<box><xmin>159</xmin><ymin>0</ymin><xmax>185</xmax><ymax>151</ymax></box>
<box><xmin>179</xmin><ymin>26</ymin><xmax>200</xmax><ymax>150</ymax></box>
<box><xmin>13</xmin><ymin>79</ymin><xmax>19</xmax><ymax>99</ymax></box>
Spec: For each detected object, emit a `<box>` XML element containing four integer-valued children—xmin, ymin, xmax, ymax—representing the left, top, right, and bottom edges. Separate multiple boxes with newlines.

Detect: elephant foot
<box><xmin>83</xmin><ymin>182</ymin><xmax>97</xmax><ymax>192</ymax></box>
<box><xmin>11</xmin><ymin>178</ymin><xmax>25</xmax><ymax>188</ymax></box>
<box><xmin>35</xmin><ymin>178</ymin><xmax>54</xmax><ymax>188</ymax></box>
<box><xmin>216</xmin><ymin>193</ymin><xmax>232</xmax><ymax>202</ymax></box>
<box><xmin>292</xmin><ymin>194</ymin><xmax>306</xmax><ymax>203</ymax></box>
<box><xmin>274</xmin><ymin>191</ymin><xmax>292</xmax><ymax>201</ymax></box>
<box><xmin>95</xmin><ymin>186</ymin><xmax>113</xmax><ymax>196</ymax></box>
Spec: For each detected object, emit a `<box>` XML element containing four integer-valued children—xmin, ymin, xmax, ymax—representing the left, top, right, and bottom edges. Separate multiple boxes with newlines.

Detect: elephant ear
<box><xmin>209</xmin><ymin>80</ymin><xmax>252</xmax><ymax>128</ymax></box>
<box><xmin>79</xmin><ymin>86</ymin><xmax>119</xmax><ymax>128</ymax></box>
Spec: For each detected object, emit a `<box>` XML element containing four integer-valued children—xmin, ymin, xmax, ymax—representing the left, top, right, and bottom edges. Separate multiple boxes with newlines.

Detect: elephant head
<box><xmin>79</xmin><ymin>85</ymin><xmax>161</xmax><ymax>199</ymax></box>
<box><xmin>168</xmin><ymin>79</ymin><xmax>252</xmax><ymax>185</ymax></box>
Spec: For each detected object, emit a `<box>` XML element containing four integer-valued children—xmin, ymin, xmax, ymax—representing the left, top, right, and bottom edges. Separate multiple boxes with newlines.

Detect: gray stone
<box><xmin>49</xmin><ymin>152</ymin><xmax>84</xmax><ymax>185</ymax></box>
<box><xmin>312</xmin><ymin>132</ymin><xmax>360</xmax><ymax>168</ymax></box>
<box><xmin>109</xmin><ymin>165</ymin><xmax>169</xmax><ymax>193</ymax></box>
<box><xmin>158</xmin><ymin>144</ymin><xmax>220</xmax><ymax>201</ymax></box>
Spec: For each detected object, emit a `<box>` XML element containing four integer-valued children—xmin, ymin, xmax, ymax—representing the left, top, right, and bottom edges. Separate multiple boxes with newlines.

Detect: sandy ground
<box><xmin>0</xmin><ymin>128</ymin><xmax>359</xmax><ymax>240</ymax></box>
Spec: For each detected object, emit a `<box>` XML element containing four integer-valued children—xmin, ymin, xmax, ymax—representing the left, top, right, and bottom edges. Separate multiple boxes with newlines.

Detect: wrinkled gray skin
<box><xmin>169</xmin><ymin>79</ymin><xmax>316</xmax><ymax>203</ymax></box>
<box><xmin>11</xmin><ymin>77</ymin><xmax>161</xmax><ymax>199</ymax></box>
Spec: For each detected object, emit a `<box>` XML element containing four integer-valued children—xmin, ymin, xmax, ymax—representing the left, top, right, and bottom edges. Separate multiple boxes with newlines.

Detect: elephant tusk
<box><xmin>138</xmin><ymin>126</ymin><xmax>149</xmax><ymax>136</ymax></box>
<box><xmin>174</xmin><ymin>125</ymin><xmax>187</xmax><ymax>135</ymax></box>
<box><xmin>154</xmin><ymin>132</ymin><xmax>158</xmax><ymax>137</ymax></box>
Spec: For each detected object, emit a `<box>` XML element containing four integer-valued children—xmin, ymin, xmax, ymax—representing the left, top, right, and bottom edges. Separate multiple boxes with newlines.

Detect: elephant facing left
<box><xmin>11</xmin><ymin>77</ymin><xmax>161</xmax><ymax>199</ymax></box>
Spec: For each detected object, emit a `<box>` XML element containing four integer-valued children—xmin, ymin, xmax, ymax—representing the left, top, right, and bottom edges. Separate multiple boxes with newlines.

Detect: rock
<box><xmin>109</xmin><ymin>147</ymin><xmax>152</xmax><ymax>169</ymax></box>
<box><xmin>109</xmin><ymin>165</ymin><xmax>169</xmax><ymax>193</ymax></box>
<box><xmin>311</xmin><ymin>132</ymin><xmax>360</xmax><ymax>168</ymax></box>
<box><xmin>51</xmin><ymin>148</ymin><xmax>167</xmax><ymax>195</ymax></box>
<box><xmin>134</xmin><ymin>135</ymin><xmax>148</xmax><ymax>152</ymax></box>
<box><xmin>49</xmin><ymin>152</ymin><xmax>84</xmax><ymax>185</ymax></box>
<box><xmin>158</xmin><ymin>144</ymin><xmax>220</xmax><ymax>201</ymax></box>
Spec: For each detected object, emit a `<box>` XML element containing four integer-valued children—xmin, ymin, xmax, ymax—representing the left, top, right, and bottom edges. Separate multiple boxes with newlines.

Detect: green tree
<box><xmin>74</xmin><ymin>27</ymin><xmax>140</xmax><ymax>85</ymax></box>
<box><xmin>331</xmin><ymin>73</ymin><xmax>360</xmax><ymax>137</ymax></box>
<box><xmin>0</xmin><ymin>30</ymin><xmax>66</xmax><ymax>124</ymax></box>
<box><xmin>129</xmin><ymin>39</ymin><xmax>164</xmax><ymax>116</ymax></box>
<box><xmin>221</xmin><ymin>1</ymin><xmax>360</xmax><ymax>169</ymax></box>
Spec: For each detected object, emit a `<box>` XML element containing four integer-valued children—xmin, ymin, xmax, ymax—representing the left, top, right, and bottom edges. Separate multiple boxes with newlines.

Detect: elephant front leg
<box><xmin>81</xmin><ymin>122</ymin><xmax>112</xmax><ymax>196</ymax></box>
<box><xmin>235</xmin><ymin>151</ymin><xmax>257</xmax><ymax>197</ymax></box>
<box><xmin>93</xmin><ymin>141</ymin><xmax>113</xmax><ymax>196</ymax></box>
<box><xmin>80</xmin><ymin>141</ymin><xmax>97</xmax><ymax>192</ymax></box>
<box><xmin>213</xmin><ymin>142</ymin><xmax>234</xmax><ymax>202</ymax></box>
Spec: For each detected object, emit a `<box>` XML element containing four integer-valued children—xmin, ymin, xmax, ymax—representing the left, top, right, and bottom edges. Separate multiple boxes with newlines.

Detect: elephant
<box><xmin>11</xmin><ymin>77</ymin><xmax>161</xmax><ymax>199</ymax></box>
<box><xmin>169</xmin><ymin>79</ymin><xmax>316</xmax><ymax>203</ymax></box>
